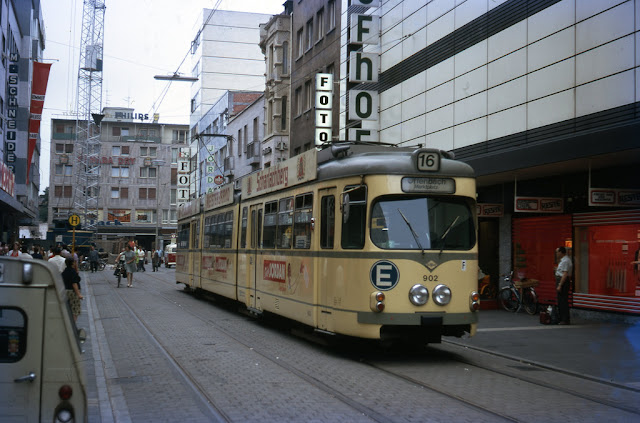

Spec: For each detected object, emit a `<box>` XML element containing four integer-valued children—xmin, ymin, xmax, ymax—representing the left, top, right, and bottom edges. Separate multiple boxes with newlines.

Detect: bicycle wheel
<box><xmin>499</xmin><ymin>287</ymin><xmax>519</xmax><ymax>312</ymax></box>
<box><xmin>522</xmin><ymin>288</ymin><xmax>538</xmax><ymax>315</ymax></box>
<box><xmin>98</xmin><ymin>261</ymin><xmax>106</xmax><ymax>271</ymax></box>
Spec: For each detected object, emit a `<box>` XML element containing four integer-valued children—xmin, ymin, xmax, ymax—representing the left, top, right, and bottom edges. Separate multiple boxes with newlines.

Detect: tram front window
<box><xmin>370</xmin><ymin>196</ymin><xmax>475</xmax><ymax>250</ymax></box>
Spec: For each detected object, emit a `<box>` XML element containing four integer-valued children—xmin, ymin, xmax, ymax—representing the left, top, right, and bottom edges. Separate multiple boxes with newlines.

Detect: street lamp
<box><xmin>152</xmin><ymin>159</ymin><xmax>166</xmax><ymax>252</ymax></box>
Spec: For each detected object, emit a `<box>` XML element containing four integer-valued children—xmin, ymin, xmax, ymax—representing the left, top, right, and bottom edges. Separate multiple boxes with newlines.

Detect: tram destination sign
<box><xmin>242</xmin><ymin>149</ymin><xmax>317</xmax><ymax>199</ymax></box>
<box><xmin>401</xmin><ymin>177</ymin><xmax>455</xmax><ymax>194</ymax></box>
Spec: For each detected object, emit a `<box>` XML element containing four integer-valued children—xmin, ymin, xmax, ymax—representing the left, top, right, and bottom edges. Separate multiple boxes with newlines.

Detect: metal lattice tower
<box><xmin>72</xmin><ymin>0</ymin><xmax>106</xmax><ymax>230</ymax></box>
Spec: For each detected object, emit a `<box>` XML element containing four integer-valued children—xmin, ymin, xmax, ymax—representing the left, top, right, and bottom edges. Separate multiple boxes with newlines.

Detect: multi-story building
<box><xmin>192</xmin><ymin>91</ymin><xmax>262</xmax><ymax>196</ymax></box>
<box><xmin>289</xmin><ymin>0</ymin><xmax>341</xmax><ymax>155</ymax></box>
<box><xmin>225</xmin><ymin>94</ymin><xmax>264</xmax><ymax>177</ymax></box>
<box><xmin>189</xmin><ymin>9</ymin><xmax>272</xmax><ymax>131</ymax></box>
<box><xmin>48</xmin><ymin>107</ymin><xmax>189</xmax><ymax>253</ymax></box>
<box><xmin>259</xmin><ymin>3</ymin><xmax>292</xmax><ymax>165</ymax></box>
<box><xmin>0</xmin><ymin>0</ymin><xmax>46</xmax><ymax>243</ymax></box>
<box><xmin>334</xmin><ymin>0</ymin><xmax>639</xmax><ymax>317</ymax></box>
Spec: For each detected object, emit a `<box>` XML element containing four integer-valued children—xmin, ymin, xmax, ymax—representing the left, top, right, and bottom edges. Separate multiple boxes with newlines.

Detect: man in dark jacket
<box><xmin>88</xmin><ymin>246</ymin><xmax>100</xmax><ymax>273</ymax></box>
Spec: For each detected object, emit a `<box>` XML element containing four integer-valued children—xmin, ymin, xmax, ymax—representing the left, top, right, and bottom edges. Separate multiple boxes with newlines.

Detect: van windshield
<box><xmin>370</xmin><ymin>196</ymin><xmax>475</xmax><ymax>250</ymax></box>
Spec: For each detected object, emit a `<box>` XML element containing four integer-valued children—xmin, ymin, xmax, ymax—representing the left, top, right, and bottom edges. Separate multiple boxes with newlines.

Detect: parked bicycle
<box><xmin>79</xmin><ymin>258</ymin><xmax>106</xmax><ymax>272</ymax></box>
<box><xmin>499</xmin><ymin>271</ymin><xmax>538</xmax><ymax>315</ymax></box>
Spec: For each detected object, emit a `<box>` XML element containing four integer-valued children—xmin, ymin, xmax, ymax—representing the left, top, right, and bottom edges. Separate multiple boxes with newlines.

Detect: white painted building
<box><xmin>190</xmin><ymin>9</ymin><xmax>272</xmax><ymax>131</ymax></box>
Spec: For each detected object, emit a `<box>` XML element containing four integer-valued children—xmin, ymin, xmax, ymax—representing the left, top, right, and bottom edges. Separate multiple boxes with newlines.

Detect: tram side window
<box><xmin>263</xmin><ymin>201</ymin><xmax>278</xmax><ymax>248</ymax></box>
<box><xmin>240</xmin><ymin>207</ymin><xmax>248</xmax><ymax>248</ymax></box>
<box><xmin>178</xmin><ymin>224</ymin><xmax>190</xmax><ymax>249</ymax></box>
<box><xmin>0</xmin><ymin>307</ymin><xmax>27</xmax><ymax>363</ymax></box>
<box><xmin>191</xmin><ymin>221</ymin><xmax>200</xmax><ymax>249</ymax></box>
<box><xmin>277</xmin><ymin>197</ymin><xmax>293</xmax><ymax>249</ymax></box>
<box><xmin>321</xmin><ymin>195</ymin><xmax>335</xmax><ymax>249</ymax></box>
<box><xmin>212</xmin><ymin>214</ymin><xmax>223</xmax><ymax>247</ymax></box>
<box><xmin>224</xmin><ymin>211</ymin><xmax>234</xmax><ymax>248</ymax></box>
<box><xmin>341</xmin><ymin>185</ymin><xmax>367</xmax><ymax>249</ymax></box>
<box><xmin>250</xmin><ymin>209</ymin><xmax>257</xmax><ymax>249</ymax></box>
<box><xmin>204</xmin><ymin>216</ymin><xmax>212</xmax><ymax>248</ymax></box>
<box><xmin>294</xmin><ymin>193</ymin><xmax>313</xmax><ymax>249</ymax></box>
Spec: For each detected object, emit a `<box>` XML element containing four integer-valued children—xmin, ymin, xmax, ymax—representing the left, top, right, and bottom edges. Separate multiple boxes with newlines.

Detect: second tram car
<box><xmin>177</xmin><ymin>144</ymin><xmax>479</xmax><ymax>343</ymax></box>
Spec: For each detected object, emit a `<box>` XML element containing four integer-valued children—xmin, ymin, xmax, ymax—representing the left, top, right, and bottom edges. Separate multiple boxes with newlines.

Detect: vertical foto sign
<box><xmin>177</xmin><ymin>148</ymin><xmax>191</xmax><ymax>204</ymax></box>
<box><xmin>315</xmin><ymin>73</ymin><xmax>333</xmax><ymax>146</ymax></box>
<box><xmin>348</xmin><ymin>0</ymin><xmax>380</xmax><ymax>142</ymax></box>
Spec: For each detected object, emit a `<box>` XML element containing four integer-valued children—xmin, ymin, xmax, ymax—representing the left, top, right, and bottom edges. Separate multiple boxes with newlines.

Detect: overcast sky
<box><xmin>40</xmin><ymin>0</ymin><xmax>285</xmax><ymax>193</ymax></box>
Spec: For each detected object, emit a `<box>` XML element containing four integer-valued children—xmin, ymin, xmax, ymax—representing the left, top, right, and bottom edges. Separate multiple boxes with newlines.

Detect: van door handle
<box><xmin>14</xmin><ymin>372</ymin><xmax>36</xmax><ymax>383</ymax></box>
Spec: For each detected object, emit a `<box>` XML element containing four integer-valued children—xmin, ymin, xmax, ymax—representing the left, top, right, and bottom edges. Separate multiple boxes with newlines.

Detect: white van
<box><xmin>0</xmin><ymin>257</ymin><xmax>87</xmax><ymax>422</ymax></box>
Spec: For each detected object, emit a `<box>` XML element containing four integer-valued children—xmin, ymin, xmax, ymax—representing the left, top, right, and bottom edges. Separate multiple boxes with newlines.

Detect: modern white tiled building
<box><xmin>338</xmin><ymin>0</ymin><xmax>639</xmax><ymax>315</ymax></box>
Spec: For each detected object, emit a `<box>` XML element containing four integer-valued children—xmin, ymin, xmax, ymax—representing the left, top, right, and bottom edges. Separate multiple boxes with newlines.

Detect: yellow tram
<box><xmin>177</xmin><ymin>144</ymin><xmax>479</xmax><ymax>343</ymax></box>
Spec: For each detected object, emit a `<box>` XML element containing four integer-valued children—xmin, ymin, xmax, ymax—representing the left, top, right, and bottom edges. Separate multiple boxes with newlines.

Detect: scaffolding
<box><xmin>72</xmin><ymin>0</ymin><xmax>106</xmax><ymax>231</ymax></box>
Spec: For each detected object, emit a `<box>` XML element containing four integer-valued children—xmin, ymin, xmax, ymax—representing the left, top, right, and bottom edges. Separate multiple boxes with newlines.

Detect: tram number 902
<box><xmin>417</xmin><ymin>152</ymin><xmax>440</xmax><ymax>172</ymax></box>
<box><xmin>423</xmin><ymin>275</ymin><xmax>439</xmax><ymax>282</ymax></box>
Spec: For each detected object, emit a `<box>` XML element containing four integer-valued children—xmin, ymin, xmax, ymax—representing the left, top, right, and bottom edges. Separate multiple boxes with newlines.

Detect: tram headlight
<box><xmin>409</xmin><ymin>284</ymin><xmax>429</xmax><ymax>306</ymax></box>
<box><xmin>432</xmin><ymin>284</ymin><xmax>452</xmax><ymax>306</ymax></box>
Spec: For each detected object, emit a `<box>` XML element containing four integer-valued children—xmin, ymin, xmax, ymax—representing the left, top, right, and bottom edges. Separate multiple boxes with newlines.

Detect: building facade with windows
<box><xmin>259</xmin><ymin>5</ymin><xmax>292</xmax><ymax>166</ymax></box>
<box><xmin>189</xmin><ymin>9</ymin><xmax>272</xmax><ymax>131</ymax></box>
<box><xmin>192</xmin><ymin>91</ymin><xmax>263</xmax><ymax>196</ymax></box>
<box><xmin>289</xmin><ymin>0</ymin><xmax>341</xmax><ymax>155</ymax></box>
<box><xmin>333</xmin><ymin>0</ymin><xmax>639</xmax><ymax>317</ymax></box>
<box><xmin>48</xmin><ymin>108</ymin><xmax>189</xmax><ymax>253</ymax></box>
<box><xmin>0</xmin><ymin>0</ymin><xmax>46</xmax><ymax>243</ymax></box>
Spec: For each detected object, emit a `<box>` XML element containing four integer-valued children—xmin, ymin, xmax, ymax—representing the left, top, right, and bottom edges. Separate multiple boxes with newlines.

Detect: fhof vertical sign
<box><xmin>315</xmin><ymin>73</ymin><xmax>333</xmax><ymax>146</ymax></box>
<box><xmin>348</xmin><ymin>0</ymin><xmax>380</xmax><ymax>142</ymax></box>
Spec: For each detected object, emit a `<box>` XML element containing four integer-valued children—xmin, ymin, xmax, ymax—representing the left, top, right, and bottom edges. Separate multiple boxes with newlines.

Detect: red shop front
<box><xmin>512</xmin><ymin>215</ymin><xmax>572</xmax><ymax>305</ymax></box>
<box><xmin>513</xmin><ymin>211</ymin><xmax>640</xmax><ymax>315</ymax></box>
<box><xmin>573</xmin><ymin>210</ymin><xmax>640</xmax><ymax>315</ymax></box>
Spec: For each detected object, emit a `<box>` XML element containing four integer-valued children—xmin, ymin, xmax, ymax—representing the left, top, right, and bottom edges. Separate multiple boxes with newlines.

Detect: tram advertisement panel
<box><xmin>242</xmin><ymin>149</ymin><xmax>317</xmax><ymax>199</ymax></box>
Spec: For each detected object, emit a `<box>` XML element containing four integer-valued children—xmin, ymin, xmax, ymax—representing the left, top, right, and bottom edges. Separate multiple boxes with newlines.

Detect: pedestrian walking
<box><xmin>124</xmin><ymin>244</ymin><xmax>137</xmax><ymax>287</ymax></box>
<box><xmin>7</xmin><ymin>242</ymin><xmax>21</xmax><ymax>257</ymax></box>
<box><xmin>554</xmin><ymin>246</ymin><xmax>573</xmax><ymax>325</ymax></box>
<box><xmin>48</xmin><ymin>247</ymin><xmax>66</xmax><ymax>273</ymax></box>
<box><xmin>31</xmin><ymin>246</ymin><xmax>44</xmax><ymax>260</ymax></box>
<box><xmin>88</xmin><ymin>246</ymin><xmax>100</xmax><ymax>273</ymax></box>
<box><xmin>152</xmin><ymin>249</ymin><xmax>160</xmax><ymax>272</ymax></box>
<box><xmin>137</xmin><ymin>247</ymin><xmax>146</xmax><ymax>272</ymax></box>
<box><xmin>61</xmin><ymin>258</ymin><xmax>83</xmax><ymax>322</ymax></box>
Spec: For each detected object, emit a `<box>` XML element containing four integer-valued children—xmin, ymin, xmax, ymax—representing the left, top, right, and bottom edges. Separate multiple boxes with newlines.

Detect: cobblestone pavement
<box><xmin>76</xmin><ymin>268</ymin><xmax>640</xmax><ymax>422</ymax></box>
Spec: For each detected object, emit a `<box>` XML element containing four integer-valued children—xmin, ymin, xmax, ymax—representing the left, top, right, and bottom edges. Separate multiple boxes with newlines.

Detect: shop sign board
<box><xmin>514</xmin><ymin>196</ymin><xmax>563</xmax><ymax>213</ymax></box>
<box><xmin>477</xmin><ymin>203</ymin><xmax>504</xmax><ymax>217</ymax></box>
<box><xmin>589</xmin><ymin>188</ymin><xmax>640</xmax><ymax>207</ymax></box>
<box><xmin>315</xmin><ymin>73</ymin><xmax>333</xmax><ymax>146</ymax></box>
<box><xmin>347</xmin><ymin>0</ymin><xmax>381</xmax><ymax>143</ymax></box>
<box><xmin>177</xmin><ymin>148</ymin><xmax>191</xmax><ymax>204</ymax></box>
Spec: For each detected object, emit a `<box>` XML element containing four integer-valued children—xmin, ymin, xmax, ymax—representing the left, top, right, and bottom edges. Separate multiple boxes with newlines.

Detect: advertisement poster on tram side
<box><xmin>242</xmin><ymin>149</ymin><xmax>317</xmax><ymax>199</ymax></box>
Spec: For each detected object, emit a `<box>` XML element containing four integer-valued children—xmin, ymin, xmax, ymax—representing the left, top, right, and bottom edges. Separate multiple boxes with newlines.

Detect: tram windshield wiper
<box><xmin>397</xmin><ymin>209</ymin><xmax>425</xmax><ymax>255</ymax></box>
<box><xmin>438</xmin><ymin>215</ymin><xmax>460</xmax><ymax>255</ymax></box>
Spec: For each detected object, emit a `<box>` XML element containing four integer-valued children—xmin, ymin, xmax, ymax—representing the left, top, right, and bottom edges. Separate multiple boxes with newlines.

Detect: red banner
<box><xmin>27</xmin><ymin>62</ymin><xmax>52</xmax><ymax>183</ymax></box>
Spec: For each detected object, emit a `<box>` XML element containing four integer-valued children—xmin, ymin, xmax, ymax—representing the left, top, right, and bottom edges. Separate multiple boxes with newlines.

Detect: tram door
<box><xmin>317</xmin><ymin>188</ymin><xmax>337</xmax><ymax>331</ymax></box>
<box><xmin>248</xmin><ymin>204</ymin><xmax>262</xmax><ymax>311</ymax></box>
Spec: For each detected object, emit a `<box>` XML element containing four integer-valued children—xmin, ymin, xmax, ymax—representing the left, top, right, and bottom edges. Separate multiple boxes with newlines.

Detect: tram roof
<box><xmin>316</xmin><ymin>143</ymin><xmax>475</xmax><ymax>181</ymax></box>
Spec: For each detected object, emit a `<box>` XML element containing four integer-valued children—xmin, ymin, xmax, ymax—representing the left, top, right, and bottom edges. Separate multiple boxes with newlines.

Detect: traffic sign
<box><xmin>68</xmin><ymin>214</ymin><xmax>81</xmax><ymax>227</ymax></box>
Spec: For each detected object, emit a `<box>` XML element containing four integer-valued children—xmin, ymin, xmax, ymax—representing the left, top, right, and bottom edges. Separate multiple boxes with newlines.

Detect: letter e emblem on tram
<box><xmin>370</xmin><ymin>260</ymin><xmax>399</xmax><ymax>291</ymax></box>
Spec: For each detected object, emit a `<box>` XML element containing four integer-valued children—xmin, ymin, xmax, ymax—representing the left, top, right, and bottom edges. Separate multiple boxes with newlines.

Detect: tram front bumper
<box><xmin>357</xmin><ymin>311</ymin><xmax>478</xmax><ymax>326</ymax></box>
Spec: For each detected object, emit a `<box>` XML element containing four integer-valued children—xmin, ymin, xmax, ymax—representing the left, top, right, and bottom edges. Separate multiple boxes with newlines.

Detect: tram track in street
<box><xmin>123</xmin><ymin>273</ymin><xmax>520</xmax><ymax>422</ymax></box>
<box><xmin>106</xmin><ymin>271</ymin><xmax>640</xmax><ymax>422</ymax></box>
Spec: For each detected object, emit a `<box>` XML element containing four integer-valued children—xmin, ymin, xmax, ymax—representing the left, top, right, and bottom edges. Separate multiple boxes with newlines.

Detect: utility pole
<box><xmin>72</xmin><ymin>0</ymin><xmax>106</xmax><ymax>234</ymax></box>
